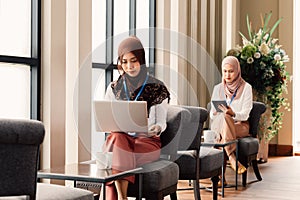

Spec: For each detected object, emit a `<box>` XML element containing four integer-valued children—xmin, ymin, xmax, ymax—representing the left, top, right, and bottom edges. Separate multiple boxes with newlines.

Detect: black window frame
<box><xmin>0</xmin><ymin>0</ymin><xmax>41</xmax><ymax>120</ymax></box>
<box><xmin>92</xmin><ymin>0</ymin><xmax>156</xmax><ymax>88</ymax></box>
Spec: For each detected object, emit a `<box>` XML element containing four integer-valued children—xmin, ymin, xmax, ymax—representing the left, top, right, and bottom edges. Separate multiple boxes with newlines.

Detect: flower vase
<box><xmin>258</xmin><ymin>133</ymin><xmax>269</xmax><ymax>163</ymax></box>
<box><xmin>253</xmin><ymin>92</ymin><xmax>271</xmax><ymax>163</ymax></box>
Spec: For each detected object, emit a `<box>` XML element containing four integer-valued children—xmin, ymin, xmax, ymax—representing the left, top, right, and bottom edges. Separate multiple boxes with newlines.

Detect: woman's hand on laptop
<box><xmin>148</xmin><ymin>125</ymin><xmax>162</xmax><ymax>137</ymax></box>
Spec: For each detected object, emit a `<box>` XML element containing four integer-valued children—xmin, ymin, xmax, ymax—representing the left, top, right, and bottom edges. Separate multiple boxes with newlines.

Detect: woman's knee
<box><xmin>108</xmin><ymin>132</ymin><xmax>128</xmax><ymax>141</ymax></box>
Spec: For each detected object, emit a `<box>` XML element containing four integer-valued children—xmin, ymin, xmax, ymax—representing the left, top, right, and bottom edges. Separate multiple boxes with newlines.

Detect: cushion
<box><xmin>238</xmin><ymin>137</ymin><xmax>259</xmax><ymax>156</ymax></box>
<box><xmin>199</xmin><ymin>147</ymin><xmax>223</xmax><ymax>178</ymax></box>
<box><xmin>175</xmin><ymin>150</ymin><xmax>198</xmax><ymax>179</ymax></box>
<box><xmin>36</xmin><ymin>183</ymin><xmax>94</xmax><ymax>200</ymax></box>
<box><xmin>175</xmin><ymin>147</ymin><xmax>223</xmax><ymax>180</ymax></box>
<box><xmin>128</xmin><ymin>159</ymin><xmax>179</xmax><ymax>193</ymax></box>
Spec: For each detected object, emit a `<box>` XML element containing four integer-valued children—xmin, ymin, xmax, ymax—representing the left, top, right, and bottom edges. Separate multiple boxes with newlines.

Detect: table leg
<box><xmin>138</xmin><ymin>173</ymin><xmax>143</xmax><ymax>200</ymax></box>
<box><xmin>221</xmin><ymin>147</ymin><xmax>225</xmax><ymax>197</ymax></box>
<box><xmin>235</xmin><ymin>143</ymin><xmax>238</xmax><ymax>190</ymax></box>
<box><xmin>102</xmin><ymin>183</ymin><xmax>106</xmax><ymax>200</ymax></box>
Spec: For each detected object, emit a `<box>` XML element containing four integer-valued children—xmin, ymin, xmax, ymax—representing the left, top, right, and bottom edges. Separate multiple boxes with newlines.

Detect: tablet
<box><xmin>212</xmin><ymin>100</ymin><xmax>227</xmax><ymax>112</ymax></box>
<box><xmin>93</xmin><ymin>100</ymin><xmax>148</xmax><ymax>132</ymax></box>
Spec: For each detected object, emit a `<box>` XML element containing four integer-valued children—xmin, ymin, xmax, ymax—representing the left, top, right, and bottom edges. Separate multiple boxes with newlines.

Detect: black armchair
<box><xmin>174</xmin><ymin>106</ymin><xmax>223</xmax><ymax>200</ymax></box>
<box><xmin>238</xmin><ymin>101</ymin><xmax>266</xmax><ymax>186</ymax></box>
<box><xmin>127</xmin><ymin>105</ymin><xmax>191</xmax><ymax>200</ymax></box>
<box><xmin>207</xmin><ymin>101</ymin><xmax>266</xmax><ymax>187</ymax></box>
<box><xmin>0</xmin><ymin>119</ymin><xmax>94</xmax><ymax>200</ymax></box>
<box><xmin>0</xmin><ymin>119</ymin><xmax>45</xmax><ymax>199</ymax></box>
<box><xmin>77</xmin><ymin>105</ymin><xmax>192</xmax><ymax>200</ymax></box>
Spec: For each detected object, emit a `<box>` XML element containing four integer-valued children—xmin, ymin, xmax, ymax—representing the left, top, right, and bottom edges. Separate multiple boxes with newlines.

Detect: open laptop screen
<box><xmin>93</xmin><ymin>100</ymin><xmax>148</xmax><ymax>133</ymax></box>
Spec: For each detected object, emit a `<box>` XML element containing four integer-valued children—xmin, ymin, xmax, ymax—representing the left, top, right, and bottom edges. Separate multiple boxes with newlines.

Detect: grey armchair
<box><xmin>207</xmin><ymin>101</ymin><xmax>266</xmax><ymax>187</ymax></box>
<box><xmin>127</xmin><ymin>105</ymin><xmax>191</xmax><ymax>200</ymax></box>
<box><xmin>77</xmin><ymin>105</ymin><xmax>191</xmax><ymax>200</ymax></box>
<box><xmin>238</xmin><ymin>101</ymin><xmax>266</xmax><ymax>186</ymax></box>
<box><xmin>174</xmin><ymin>106</ymin><xmax>223</xmax><ymax>200</ymax></box>
<box><xmin>0</xmin><ymin>119</ymin><xmax>93</xmax><ymax>200</ymax></box>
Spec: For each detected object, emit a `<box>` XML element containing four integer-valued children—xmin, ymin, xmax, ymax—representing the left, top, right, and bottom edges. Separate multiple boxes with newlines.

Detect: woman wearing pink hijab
<box><xmin>210</xmin><ymin>56</ymin><xmax>253</xmax><ymax>184</ymax></box>
<box><xmin>103</xmin><ymin>36</ymin><xmax>170</xmax><ymax>200</ymax></box>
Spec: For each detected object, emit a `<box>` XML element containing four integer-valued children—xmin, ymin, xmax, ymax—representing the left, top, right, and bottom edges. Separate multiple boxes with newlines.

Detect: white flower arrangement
<box><xmin>228</xmin><ymin>12</ymin><xmax>290</xmax><ymax>141</ymax></box>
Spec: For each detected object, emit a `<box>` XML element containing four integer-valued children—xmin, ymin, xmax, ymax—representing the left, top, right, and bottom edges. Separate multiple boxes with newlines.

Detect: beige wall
<box><xmin>155</xmin><ymin>0</ymin><xmax>224</xmax><ymax>107</ymax></box>
<box><xmin>237</xmin><ymin>0</ymin><xmax>293</xmax><ymax>146</ymax></box>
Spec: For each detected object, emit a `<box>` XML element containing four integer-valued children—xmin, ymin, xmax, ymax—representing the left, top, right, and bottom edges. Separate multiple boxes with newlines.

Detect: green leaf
<box><xmin>263</xmin><ymin>12</ymin><xmax>272</xmax><ymax>32</ymax></box>
<box><xmin>239</xmin><ymin>31</ymin><xmax>248</xmax><ymax>41</ymax></box>
<box><xmin>269</xmin><ymin>18</ymin><xmax>283</xmax><ymax>39</ymax></box>
<box><xmin>246</xmin><ymin>15</ymin><xmax>252</xmax><ymax>41</ymax></box>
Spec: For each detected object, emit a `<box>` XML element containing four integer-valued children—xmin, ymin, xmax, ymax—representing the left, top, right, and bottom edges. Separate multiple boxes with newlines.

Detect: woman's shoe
<box><xmin>229</xmin><ymin>156</ymin><xmax>247</xmax><ymax>174</ymax></box>
<box><xmin>230</xmin><ymin>161</ymin><xmax>246</xmax><ymax>174</ymax></box>
<box><xmin>210</xmin><ymin>179</ymin><xmax>227</xmax><ymax>188</ymax></box>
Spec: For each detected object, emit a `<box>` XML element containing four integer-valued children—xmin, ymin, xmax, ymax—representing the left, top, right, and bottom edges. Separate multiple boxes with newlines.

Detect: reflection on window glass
<box><xmin>0</xmin><ymin>0</ymin><xmax>31</xmax><ymax>57</ymax></box>
<box><xmin>113</xmin><ymin>0</ymin><xmax>129</xmax><ymax>63</ymax></box>
<box><xmin>92</xmin><ymin>0</ymin><xmax>106</xmax><ymax>63</ymax></box>
<box><xmin>136</xmin><ymin>0</ymin><xmax>150</xmax><ymax>66</ymax></box>
<box><xmin>114</xmin><ymin>0</ymin><xmax>129</xmax><ymax>36</ymax></box>
<box><xmin>136</xmin><ymin>0</ymin><xmax>149</xmax><ymax>29</ymax></box>
<box><xmin>91</xmin><ymin>0</ymin><xmax>152</xmax><ymax>82</ymax></box>
<box><xmin>0</xmin><ymin>63</ymin><xmax>30</xmax><ymax>119</ymax></box>
<box><xmin>92</xmin><ymin>68</ymin><xmax>106</xmax><ymax>100</ymax></box>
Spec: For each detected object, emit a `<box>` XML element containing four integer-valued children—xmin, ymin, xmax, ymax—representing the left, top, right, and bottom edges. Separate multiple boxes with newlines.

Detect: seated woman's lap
<box><xmin>104</xmin><ymin>132</ymin><xmax>161</xmax><ymax>173</ymax></box>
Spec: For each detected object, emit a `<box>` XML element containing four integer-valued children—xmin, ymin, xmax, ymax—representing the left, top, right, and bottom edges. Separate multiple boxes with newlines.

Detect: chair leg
<box><xmin>252</xmin><ymin>159</ymin><xmax>263</xmax><ymax>181</ymax></box>
<box><xmin>170</xmin><ymin>192</ymin><xmax>178</xmax><ymax>200</ymax></box>
<box><xmin>193</xmin><ymin>180</ymin><xmax>201</xmax><ymax>200</ymax></box>
<box><xmin>211</xmin><ymin>176</ymin><xmax>219</xmax><ymax>200</ymax></box>
<box><xmin>242</xmin><ymin>170</ymin><xmax>248</xmax><ymax>187</ymax></box>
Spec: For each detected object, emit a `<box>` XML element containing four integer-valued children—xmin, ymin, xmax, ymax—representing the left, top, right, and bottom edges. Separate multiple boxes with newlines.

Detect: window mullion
<box><xmin>149</xmin><ymin>0</ymin><xmax>156</xmax><ymax>75</ymax></box>
<box><xmin>30</xmin><ymin>0</ymin><xmax>41</xmax><ymax>120</ymax></box>
<box><xmin>106</xmin><ymin>0</ymin><xmax>114</xmax><ymax>87</ymax></box>
<box><xmin>129</xmin><ymin>0</ymin><xmax>136</xmax><ymax>35</ymax></box>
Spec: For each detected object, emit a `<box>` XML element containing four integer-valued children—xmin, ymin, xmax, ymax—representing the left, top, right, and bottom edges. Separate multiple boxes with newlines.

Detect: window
<box><xmin>0</xmin><ymin>0</ymin><xmax>41</xmax><ymax>120</ymax></box>
<box><xmin>92</xmin><ymin>0</ymin><xmax>156</xmax><ymax>92</ymax></box>
<box><xmin>91</xmin><ymin>0</ymin><xmax>156</xmax><ymax>152</ymax></box>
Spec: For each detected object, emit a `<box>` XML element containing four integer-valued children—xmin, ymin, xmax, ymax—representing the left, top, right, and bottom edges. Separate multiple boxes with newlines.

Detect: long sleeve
<box><xmin>231</xmin><ymin>83</ymin><xmax>253</xmax><ymax>121</ymax></box>
<box><xmin>148</xmin><ymin>99</ymin><xmax>168</xmax><ymax>132</ymax></box>
<box><xmin>104</xmin><ymin>83</ymin><xmax>116</xmax><ymax>100</ymax></box>
<box><xmin>210</xmin><ymin>83</ymin><xmax>253</xmax><ymax>122</ymax></box>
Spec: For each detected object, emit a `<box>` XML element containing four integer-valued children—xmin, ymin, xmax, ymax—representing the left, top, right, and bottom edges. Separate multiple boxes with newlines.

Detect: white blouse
<box><xmin>210</xmin><ymin>82</ymin><xmax>253</xmax><ymax>122</ymax></box>
<box><xmin>105</xmin><ymin>83</ymin><xmax>168</xmax><ymax>132</ymax></box>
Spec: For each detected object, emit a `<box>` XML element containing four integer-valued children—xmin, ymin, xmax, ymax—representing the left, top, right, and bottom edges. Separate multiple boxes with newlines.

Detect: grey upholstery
<box><xmin>199</xmin><ymin>147</ymin><xmax>223</xmax><ymax>177</ymax></box>
<box><xmin>238</xmin><ymin>101</ymin><xmax>266</xmax><ymax>186</ymax></box>
<box><xmin>0</xmin><ymin>119</ymin><xmax>93</xmax><ymax>200</ymax></box>
<box><xmin>207</xmin><ymin>101</ymin><xmax>266</xmax><ymax>186</ymax></box>
<box><xmin>36</xmin><ymin>183</ymin><xmax>93</xmax><ymax>200</ymax></box>
<box><xmin>77</xmin><ymin>105</ymin><xmax>191</xmax><ymax>200</ymax></box>
<box><xmin>127</xmin><ymin>160</ymin><xmax>179</xmax><ymax>199</ymax></box>
<box><xmin>174</xmin><ymin>106</ymin><xmax>222</xmax><ymax>200</ymax></box>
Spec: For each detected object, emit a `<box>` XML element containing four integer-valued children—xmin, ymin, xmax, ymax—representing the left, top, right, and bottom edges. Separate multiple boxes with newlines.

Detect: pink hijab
<box><xmin>221</xmin><ymin>56</ymin><xmax>246</xmax><ymax>100</ymax></box>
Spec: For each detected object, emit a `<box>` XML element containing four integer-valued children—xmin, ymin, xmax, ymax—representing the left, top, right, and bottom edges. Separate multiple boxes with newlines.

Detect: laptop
<box><xmin>93</xmin><ymin>100</ymin><xmax>148</xmax><ymax>132</ymax></box>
